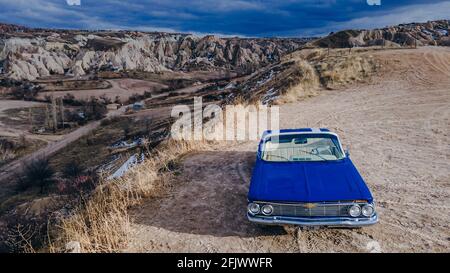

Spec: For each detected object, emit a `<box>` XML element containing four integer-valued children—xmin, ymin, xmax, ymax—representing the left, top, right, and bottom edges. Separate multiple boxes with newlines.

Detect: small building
<box><xmin>107</xmin><ymin>103</ymin><xmax>120</xmax><ymax>110</ymax></box>
<box><xmin>132</xmin><ymin>102</ymin><xmax>144</xmax><ymax>111</ymax></box>
<box><xmin>77</xmin><ymin>112</ymin><xmax>86</xmax><ymax>119</ymax></box>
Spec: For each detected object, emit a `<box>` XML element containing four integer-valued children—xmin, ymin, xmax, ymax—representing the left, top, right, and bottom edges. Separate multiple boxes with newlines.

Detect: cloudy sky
<box><xmin>0</xmin><ymin>0</ymin><xmax>449</xmax><ymax>37</ymax></box>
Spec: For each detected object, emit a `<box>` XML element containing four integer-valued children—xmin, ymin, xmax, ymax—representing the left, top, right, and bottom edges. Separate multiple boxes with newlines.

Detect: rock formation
<box><xmin>0</xmin><ymin>25</ymin><xmax>306</xmax><ymax>81</ymax></box>
<box><xmin>314</xmin><ymin>20</ymin><xmax>450</xmax><ymax>49</ymax></box>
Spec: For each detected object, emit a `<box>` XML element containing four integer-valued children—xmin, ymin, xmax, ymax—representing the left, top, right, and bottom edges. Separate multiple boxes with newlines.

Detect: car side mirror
<box><xmin>345</xmin><ymin>147</ymin><xmax>350</xmax><ymax>157</ymax></box>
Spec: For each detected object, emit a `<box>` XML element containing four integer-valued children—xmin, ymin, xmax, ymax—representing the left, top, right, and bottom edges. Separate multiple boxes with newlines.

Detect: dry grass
<box><xmin>230</xmin><ymin>93</ymin><xmax>263</xmax><ymax>107</ymax></box>
<box><xmin>50</xmin><ymin>139</ymin><xmax>212</xmax><ymax>253</ymax></box>
<box><xmin>318</xmin><ymin>55</ymin><xmax>376</xmax><ymax>89</ymax></box>
<box><xmin>277</xmin><ymin>60</ymin><xmax>320</xmax><ymax>104</ymax></box>
<box><xmin>0</xmin><ymin>136</ymin><xmax>44</xmax><ymax>167</ymax></box>
<box><xmin>277</xmin><ymin>48</ymin><xmax>377</xmax><ymax>103</ymax></box>
<box><xmin>0</xmin><ymin>143</ymin><xmax>16</xmax><ymax>164</ymax></box>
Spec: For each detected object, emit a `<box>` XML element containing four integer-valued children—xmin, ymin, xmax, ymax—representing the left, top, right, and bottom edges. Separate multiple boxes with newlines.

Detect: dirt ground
<box><xmin>0</xmin><ymin>100</ymin><xmax>61</xmax><ymax>141</ymax></box>
<box><xmin>37</xmin><ymin>78</ymin><xmax>168</xmax><ymax>101</ymax></box>
<box><xmin>126</xmin><ymin>47</ymin><xmax>450</xmax><ymax>253</ymax></box>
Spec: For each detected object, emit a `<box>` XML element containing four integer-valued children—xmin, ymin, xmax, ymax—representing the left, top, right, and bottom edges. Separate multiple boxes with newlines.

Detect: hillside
<box><xmin>0</xmin><ymin>24</ymin><xmax>307</xmax><ymax>81</ymax></box>
<box><xmin>314</xmin><ymin>20</ymin><xmax>450</xmax><ymax>48</ymax></box>
<box><xmin>2</xmin><ymin>20</ymin><xmax>448</xmax><ymax>84</ymax></box>
<box><xmin>126</xmin><ymin>46</ymin><xmax>450</xmax><ymax>253</ymax></box>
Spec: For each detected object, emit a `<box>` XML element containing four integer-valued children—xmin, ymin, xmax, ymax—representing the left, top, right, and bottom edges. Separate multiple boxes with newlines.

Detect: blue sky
<box><xmin>0</xmin><ymin>0</ymin><xmax>449</xmax><ymax>37</ymax></box>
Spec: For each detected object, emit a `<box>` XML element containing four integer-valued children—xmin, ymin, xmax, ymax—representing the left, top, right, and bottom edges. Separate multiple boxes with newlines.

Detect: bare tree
<box><xmin>45</xmin><ymin>104</ymin><xmax>50</xmax><ymax>130</ymax></box>
<box><xmin>51</xmin><ymin>95</ymin><xmax>57</xmax><ymax>133</ymax></box>
<box><xmin>59</xmin><ymin>97</ymin><xmax>65</xmax><ymax>129</ymax></box>
<box><xmin>28</xmin><ymin>107</ymin><xmax>33</xmax><ymax>132</ymax></box>
<box><xmin>122</xmin><ymin>122</ymin><xmax>131</xmax><ymax>138</ymax></box>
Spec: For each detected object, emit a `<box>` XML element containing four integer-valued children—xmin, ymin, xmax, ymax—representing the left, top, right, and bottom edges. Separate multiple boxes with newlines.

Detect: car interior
<box><xmin>261</xmin><ymin>135</ymin><xmax>344</xmax><ymax>162</ymax></box>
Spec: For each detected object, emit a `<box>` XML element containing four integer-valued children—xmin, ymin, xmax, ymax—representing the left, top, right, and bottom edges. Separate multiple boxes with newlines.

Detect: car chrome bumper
<box><xmin>247</xmin><ymin>213</ymin><xmax>378</xmax><ymax>227</ymax></box>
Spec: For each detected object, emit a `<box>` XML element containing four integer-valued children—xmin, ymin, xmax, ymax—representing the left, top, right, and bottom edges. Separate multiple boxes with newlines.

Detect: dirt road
<box><xmin>0</xmin><ymin>100</ymin><xmax>131</xmax><ymax>198</ymax></box>
<box><xmin>126</xmin><ymin>47</ymin><xmax>450</xmax><ymax>253</ymax></box>
<box><xmin>37</xmin><ymin>78</ymin><xmax>168</xmax><ymax>101</ymax></box>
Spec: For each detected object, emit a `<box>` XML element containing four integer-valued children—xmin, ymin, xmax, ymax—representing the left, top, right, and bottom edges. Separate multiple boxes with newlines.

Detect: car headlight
<box><xmin>361</xmin><ymin>204</ymin><xmax>375</xmax><ymax>217</ymax></box>
<box><xmin>261</xmin><ymin>205</ymin><xmax>273</xmax><ymax>215</ymax></box>
<box><xmin>348</xmin><ymin>204</ymin><xmax>361</xmax><ymax>217</ymax></box>
<box><xmin>248</xmin><ymin>203</ymin><xmax>260</xmax><ymax>215</ymax></box>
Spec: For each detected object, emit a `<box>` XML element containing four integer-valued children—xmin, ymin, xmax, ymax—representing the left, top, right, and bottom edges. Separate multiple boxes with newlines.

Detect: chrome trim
<box><xmin>247</xmin><ymin>203</ymin><xmax>260</xmax><ymax>215</ymax></box>
<box><xmin>261</xmin><ymin>204</ymin><xmax>274</xmax><ymax>216</ymax></box>
<box><xmin>348</xmin><ymin>204</ymin><xmax>362</xmax><ymax>217</ymax></box>
<box><xmin>361</xmin><ymin>204</ymin><xmax>375</xmax><ymax>217</ymax></box>
<box><xmin>248</xmin><ymin>213</ymin><xmax>378</xmax><ymax>227</ymax></box>
<box><xmin>261</xmin><ymin>131</ymin><xmax>347</xmax><ymax>159</ymax></box>
<box><xmin>252</xmin><ymin>201</ymin><xmax>369</xmax><ymax>207</ymax></box>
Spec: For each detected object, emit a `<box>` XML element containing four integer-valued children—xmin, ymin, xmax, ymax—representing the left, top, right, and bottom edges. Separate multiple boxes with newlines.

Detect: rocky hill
<box><xmin>314</xmin><ymin>20</ymin><xmax>450</xmax><ymax>48</ymax></box>
<box><xmin>1</xmin><ymin>20</ymin><xmax>449</xmax><ymax>81</ymax></box>
<box><xmin>0</xmin><ymin>24</ymin><xmax>307</xmax><ymax>81</ymax></box>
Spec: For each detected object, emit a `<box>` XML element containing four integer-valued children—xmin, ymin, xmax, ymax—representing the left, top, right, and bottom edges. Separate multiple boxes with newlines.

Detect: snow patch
<box><xmin>108</xmin><ymin>153</ymin><xmax>145</xmax><ymax>180</ymax></box>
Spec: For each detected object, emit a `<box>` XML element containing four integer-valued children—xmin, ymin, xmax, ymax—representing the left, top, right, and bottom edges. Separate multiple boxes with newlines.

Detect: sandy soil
<box><xmin>37</xmin><ymin>78</ymin><xmax>168</xmax><ymax>101</ymax></box>
<box><xmin>126</xmin><ymin>47</ymin><xmax>450</xmax><ymax>253</ymax></box>
<box><xmin>0</xmin><ymin>100</ymin><xmax>60</xmax><ymax>142</ymax></box>
<box><xmin>0</xmin><ymin>100</ymin><xmax>44</xmax><ymax>113</ymax></box>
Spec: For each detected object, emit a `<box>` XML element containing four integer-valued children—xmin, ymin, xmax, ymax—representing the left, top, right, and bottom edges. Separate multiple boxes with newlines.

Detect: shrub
<box><xmin>19</xmin><ymin>158</ymin><xmax>55</xmax><ymax>193</ymax></box>
<box><xmin>56</xmin><ymin>174</ymin><xmax>98</xmax><ymax>195</ymax></box>
<box><xmin>0</xmin><ymin>139</ymin><xmax>16</xmax><ymax>164</ymax></box>
<box><xmin>81</xmin><ymin>97</ymin><xmax>108</xmax><ymax>120</ymax></box>
<box><xmin>15</xmin><ymin>175</ymin><xmax>33</xmax><ymax>192</ymax></box>
<box><xmin>113</xmin><ymin>96</ymin><xmax>122</xmax><ymax>105</ymax></box>
<box><xmin>62</xmin><ymin>93</ymin><xmax>82</xmax><ymax>106</ymax></box>
<box><xmin>11</xmin><ymin>82</ymin><xmax>41</xmax><ymax>101</ymax></box>
<box><xmin>5</xmin><ymin>216</ymin><xmax>48</xmax><ymax>253</ymax></box>
<box><xmin>143</xmin><ymin>91</ymin><xmax>152</xmax><ymax>99</ymax></box>
<box><xmin>122</xmin><ymin>123</ymin><xmax>131</xmax><ymax>138</ymax></box>
<box><xmin>100</xmin><ymin>116</ymin><xmax>122</xmax><ymax>127</ymax></box>
<box><xmin>99</xmin><ymin>94</ymin><xmax>112</xmax><ymax>105</ymax></box>
<box><xmin>62</xmin><ymin>161</ymin><xmax>85</xmax><ymax>178</ymax></box>
<box><xmin>128</xmin><ymin>93</ymin><xmax>143</xmax><ymax>104</ymax></box>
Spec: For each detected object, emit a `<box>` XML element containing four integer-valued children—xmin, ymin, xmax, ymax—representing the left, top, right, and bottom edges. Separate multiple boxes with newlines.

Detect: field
<box><xmin>37</xmin><ymin>78</ymin><xmax>168</xmax><ymax>102</ymax></box>
<box><xmin>35</xmin><ymin>70</ymin><xmax>237</xmax><ymax>103</ymax></box>
<box><xmin>0</xmin><ymin>100</ymin><xmax>59</xmax><ymax>144</ymax></box>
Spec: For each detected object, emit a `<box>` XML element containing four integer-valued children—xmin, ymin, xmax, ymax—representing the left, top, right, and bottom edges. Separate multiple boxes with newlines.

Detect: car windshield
<box><xmin>261</xmin><ymin>133</ymin><xmax>345</xmax><ymax>162</ymax></box>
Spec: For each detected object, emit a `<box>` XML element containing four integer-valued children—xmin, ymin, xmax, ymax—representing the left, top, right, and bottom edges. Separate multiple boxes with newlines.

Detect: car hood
<box><xmin>248</xmin><ymin>158</ymin><xmax>373</xmax><ymax>203</ymax></box>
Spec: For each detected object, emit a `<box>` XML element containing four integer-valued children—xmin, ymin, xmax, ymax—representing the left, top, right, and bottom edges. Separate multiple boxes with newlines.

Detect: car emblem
<box><xmin>303</xmin><ymin>203</ymin><xmax>317</xmax><ymax>209</ymax></box>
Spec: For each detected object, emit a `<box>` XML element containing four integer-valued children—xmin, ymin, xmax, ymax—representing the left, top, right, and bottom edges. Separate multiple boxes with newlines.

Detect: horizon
<box><xmin>0</xmin><ymin>1</ymin><xmax>449</xmax><ymax>37</ymax></box>
<box><xmin>1</xmin><ymin>18</ymin><xmax>449</xmax><ymax>39</ymax></box>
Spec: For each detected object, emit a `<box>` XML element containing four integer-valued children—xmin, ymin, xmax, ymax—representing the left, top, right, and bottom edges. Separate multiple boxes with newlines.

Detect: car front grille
<box><xmin>261</xmin><ymin>202</ymin><xmax>354</xmax><ymax>217</ymax></box>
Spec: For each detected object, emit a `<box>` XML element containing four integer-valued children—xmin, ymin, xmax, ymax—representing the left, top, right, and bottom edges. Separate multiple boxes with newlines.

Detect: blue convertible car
<box><xmin>247</xmin><ymin>128</ymin><xmax>378</xmax><ymax>227</ymax></box>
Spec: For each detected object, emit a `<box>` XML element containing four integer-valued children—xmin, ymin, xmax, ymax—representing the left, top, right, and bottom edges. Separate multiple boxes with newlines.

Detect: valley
<box><xmin>0</xmin><ymin>20</ymin><xmax>449</xmax><ymax>253</ymax></box>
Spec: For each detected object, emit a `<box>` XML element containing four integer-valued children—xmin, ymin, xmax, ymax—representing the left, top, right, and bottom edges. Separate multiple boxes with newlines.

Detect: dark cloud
<box><xmin>0</xmin><ymin>0</ymin><xmax>448</xmax><ymax>37</ymax></box>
